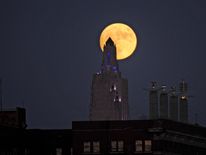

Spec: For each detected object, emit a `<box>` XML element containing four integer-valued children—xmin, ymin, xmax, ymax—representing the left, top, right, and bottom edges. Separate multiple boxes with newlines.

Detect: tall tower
<box><xmin>149</xmin><ymin>82</ymin><xmax>159</xmax><ymax>119</ymax></box>
<box><xmin>159</xmin><ymin>85</ymin><xmax>168</xmax><ymax>119</ymax></box>
<box><xmin>179</xmin><ymin>80</ymin><xmax>188</xmax><ymax>123</ymax></box>
<box><xmin>90</xmin><ymin>38</ymin><xmax>129</xmax><ymax>121</ymax></box>
<box><xmin>169</xmin><ymin>87</ymin><xmax>178</xmax><ymax>121</ymax></box>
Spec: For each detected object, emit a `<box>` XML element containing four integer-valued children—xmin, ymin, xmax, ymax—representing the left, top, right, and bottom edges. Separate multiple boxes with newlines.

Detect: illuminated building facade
<box><xmin>89</xmin><ymin>38</ymin><xmax>129</xmax><ymax>120</ymax></box>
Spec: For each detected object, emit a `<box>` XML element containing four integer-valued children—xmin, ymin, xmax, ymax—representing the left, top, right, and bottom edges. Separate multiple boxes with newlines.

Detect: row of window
<box><xmin>135</xmin><ymin>140</ymin><xmax>152</xmax><ymax>152</ymax></box>
<box><xmin>84</xmin><ymin>141</ymin><xmax>100</xmax><ymax>153</ymax></box>
<box><xmin>83</xmin><ymin>140</ymin><xmax>152</xmax><ymax>153</ymax></box>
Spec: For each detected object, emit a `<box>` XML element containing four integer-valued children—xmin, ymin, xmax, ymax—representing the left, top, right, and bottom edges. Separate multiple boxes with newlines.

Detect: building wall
<box><xmin>72</xmin><ymin>120</ymin><xmax>206</xmax><ymax>155</ymax></box>
<box><xmin>0</xmin><ymin>128</ymin><xmax>72</xmax><ymax>155</ymax></box>
<box><xmin>0</xmin><ymin>107</ymin><xmax>26</xmax><ymax>128</ymax></box>
<box><xmin>90</xmin><ymin>72</ymin><xmax>128</xmax><ymax>121</ymax></box>
<box><xmin>149</xmin><ymin>90</ymin><xmax>159</xmax><ymax>119</ymax></box>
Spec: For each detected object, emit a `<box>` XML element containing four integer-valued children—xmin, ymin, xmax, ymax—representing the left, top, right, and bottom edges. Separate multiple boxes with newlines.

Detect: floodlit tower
<box><xmin>149</xmin><ymin>82</ymin><xmax>159</xmax><ymax>119</ymax></box>
<box><xmin>159</xmin><ymin>85</ymin><xmax>168</xmax><ymax>119</ymax></box>
<box><xmin>169</xmin><ymin>87</ymin><xmax>178</xmax><ymax>121</ymax></box>
<box><xmin>90</xmin><ymin>38</ymin><xmax>128</xmax><ymax>121</ymax></box>
<box><xmin>179</xmin><ymin>80</ymin><xmax>188</xmax><ymax>123</ymax></box>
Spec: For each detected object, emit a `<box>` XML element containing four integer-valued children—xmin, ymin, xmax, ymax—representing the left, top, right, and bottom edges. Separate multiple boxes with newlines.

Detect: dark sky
<box><xmin>1</xmin><ymin>0</ymin><xmax>206</xmax><ymax>128</ymax></box>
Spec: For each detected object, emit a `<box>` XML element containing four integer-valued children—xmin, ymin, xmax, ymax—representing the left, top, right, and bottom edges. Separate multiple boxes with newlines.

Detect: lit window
<box><xmin>118</xmin><ymin>141</ymin><xmax>124</xmax><ymax>152</ymax></box>
<box><xmin>135</xmin><ymin>140</ymin><xmax>143</xmax><ymax>152</ymax></box>
<box><xmin>111</xmin><ymin>140</ymin><xmax>124</xmax><ymax>152</ymax></box>
<box><xmin>111</xmin><ymin>141</ymin><xmax>117</xmax><ymax>152</ymax></box>
<box><xmin>84</xmin><ymin>142</ymin><xmax>91</xmax><ymax>153</ymax></box>
<box><xmin>56</xmin><ymin>148</ymin><xmax>62</xmax><ymax>155</ymax></box>
<box><xmin>25</xmin><ymin>148</ymin><xmax>30</xmax><ymax>155</ymax></box>
<box><xmin>181</xmin><ymin>96</ymin><xmax>186</xmax><ymax>99</ymax></box>
<box><xmin>114</xmin><ymin>85</ymin><xmax>117</xmax><ymax>91</ymax></box>
<box><xmin>144</xmin><ymin>140</ymin><xmax>152</xmax><ymax>152</ymax></box>
<box><xmin>110</xmin><ymin>85</ymin><xmax>117</xmax><ymax>92</ymax></box>
<box><xmin>114</xmin><ymin>96</ymin><xmax>119</xmax><ymax>102</ymax></box>
<box><xmin>118</xmin><ymin>97</ymin><xmax>122</xmax><ymax>102</ymax></box>
<box><xmin>93</xmin><ymin>141</ymin><xmax>100</xmax><ymax>153</ymax></box>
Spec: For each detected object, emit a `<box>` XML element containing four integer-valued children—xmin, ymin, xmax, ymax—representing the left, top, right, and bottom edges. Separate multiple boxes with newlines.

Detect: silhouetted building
<box><xmin>159</xmin><ymin>86</ymin><xmax>168</xmax><ymax>119</ymax></box>
<box><xmin>73</xmin><ymin>119</ymin><xmax>206</xmax><ymax>155</ymax></box>
<box><xmin>179</xmin><ymin>80</ymin><xmax>189</xmax><ymax>123</ymax></box>
<box><xmin>1</xmin><ymin>119</ymin><xmax>206</xmax><ymax>155</ymax></box>
<box><xmin>149</xmin><ymin>82</ymin><xmax>159</xmax><ymax>119</ymax></box>
<box><xmin>169</xmin><ymin>88</ymin><xmax>178</xmax><ymax>121</ymax></box>
<box><xmin>90</xmin><ymin>38</ymin><xmax>129</xmax><ymax>120</ymax></box>
<box><xmin>0</xmin><ymin>107</ymin><xmax>26</xmax><ymax>129</ymax></box>
<box><xmin>148</xmin><ymin>81</ymin><xmax>190</xmax><ymax>123</ymax></box>
<box><xmin>0</xmin><ymin>128</ymin><xmax>72</xmax><ymax>155</ymax></box>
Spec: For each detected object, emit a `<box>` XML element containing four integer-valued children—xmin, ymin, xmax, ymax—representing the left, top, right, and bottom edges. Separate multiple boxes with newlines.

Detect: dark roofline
<box><xmin>72</xmin><ymin>119</ymin><xmax>206</xmax><ymax>137</ymax></box>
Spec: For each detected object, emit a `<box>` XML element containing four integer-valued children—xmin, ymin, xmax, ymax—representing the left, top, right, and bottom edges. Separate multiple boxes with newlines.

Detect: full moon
<box><xmin>100</xmin><ymin>23</ymin><xmax>137</xmax><ymax>60</ymax></box>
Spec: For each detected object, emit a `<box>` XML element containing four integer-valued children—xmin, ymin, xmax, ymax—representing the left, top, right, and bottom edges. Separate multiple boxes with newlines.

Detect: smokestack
<box><xmin>179</xmin><ymin>80</ymin><xmax>188</xmax><ymax>123</ymax></box>
<box><xmin>159</xmin><ymin>85</ymin><xmax>168</xmax><ymax>119</ymax></box>
<box><xmin>149</xmin><ymin>82</ymin><xmax>159</xmax><ymax>119</ymax></box>
<box><xmin>169</xmin><ymin>87</ymin><xmax>178</xmax><ymax>121</ymax></box>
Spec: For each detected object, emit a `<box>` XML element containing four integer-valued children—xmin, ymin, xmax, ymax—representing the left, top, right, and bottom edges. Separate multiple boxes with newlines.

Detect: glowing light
<box><xmin>114</xmin><ymin>85</ymin><xmax>117</xmax><ymax>91</ymax></box>
<box><xmin>100</xmin><ymin>23</ymin><xmax>137</xmax><ymax>60</ymax></box>
<box><xmin>181</xmin><ymin>96</ymin><xmax>186</xmax><ymax>99</ymax></box>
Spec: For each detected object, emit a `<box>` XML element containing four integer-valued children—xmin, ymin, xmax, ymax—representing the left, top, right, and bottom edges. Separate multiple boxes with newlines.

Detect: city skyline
<box><xmin>1</xmin><ymin>0</ymin><xmax>206</xmax><ymax>128</ymax></box>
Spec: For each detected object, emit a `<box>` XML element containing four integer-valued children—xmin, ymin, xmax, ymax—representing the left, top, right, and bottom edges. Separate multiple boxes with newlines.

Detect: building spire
<box><xmin>105</xmin><ymin>37</ymin><xmax>114</xmax><ymax>46</ymax></box>
<box><xmin>101</xmin><ymin>37</ymin><xmax>119</xmax><ymax>73</ymax></box>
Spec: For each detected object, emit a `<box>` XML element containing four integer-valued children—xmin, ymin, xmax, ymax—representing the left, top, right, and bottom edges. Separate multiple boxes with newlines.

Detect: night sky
<box><xmin>1</xmin><ymin>0</ymin><xmax>206</xmax><ymax>129</ymax></box>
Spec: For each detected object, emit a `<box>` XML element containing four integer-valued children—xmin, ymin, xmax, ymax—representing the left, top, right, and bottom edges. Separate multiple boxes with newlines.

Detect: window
<box><xmin>84</xmin><ymin>142</ymin><xmax>91</xmax><ymax>153</ymax></box>
<box><xmin>135</xmin><ymin>140</ymin><xmax>143</xmax><ymax>152</ymax></box>
<box><xmin>56</xmin><ymin>148</ymin><xmax>62</xmax><ymax>155</ymax></box>
<box><xmin>25</xmin><ymin>148</ymin><xmax>30</xmax><ymax>155</ymax></box>
<box><xmin>111</xmin><ymin>141</ymin><xmax>117</xmax><ymax>152</ymax></box>
<box><xmin>83</xmin><ymin>141</ymin><xmax>100</xmax><ymax>153</ymax></box>
<box><xmin>111</xmin><ymin>140</ymin><xmax>124</xmax><ymax>152</ymax></box>
<box><xmin>118</xmin><ymin>141</ymin><xmax>124</xmax><ymax>152</ymax></box>
<box><xmin>93</xmin><ymin>141</ymin><xmax>100</xmax><ymax>153</ymax></box>
<box><xmin>144</xmin><ymin>140</ymin><xmax>152</xmax><ymax>152</ymax></box>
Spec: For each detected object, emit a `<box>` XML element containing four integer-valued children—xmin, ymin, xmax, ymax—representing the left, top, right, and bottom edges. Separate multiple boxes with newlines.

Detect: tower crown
<box><xmin>105</xmin><ymin>37</ymin><xmax>115</xmax><ymax>46</ymax></box>
<box><xmin>101</xmin><ymin>37</ymin><xmax>119</xmax><ymax>74</ymax></box>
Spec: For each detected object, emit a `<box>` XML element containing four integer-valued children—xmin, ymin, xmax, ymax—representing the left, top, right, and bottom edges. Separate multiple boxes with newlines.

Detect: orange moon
<box><xmin>100</xmin><ymin>23</ymin><xmax>137</xmax><ymax>60</ymax></box>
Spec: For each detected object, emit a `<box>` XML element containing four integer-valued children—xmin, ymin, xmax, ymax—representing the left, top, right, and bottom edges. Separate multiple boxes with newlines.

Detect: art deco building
<box><xmin>89</xmin><ymin>38</ymin><xmax>129</xmax><ymax>120</ymax></box>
